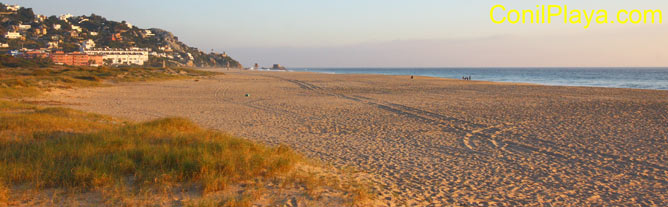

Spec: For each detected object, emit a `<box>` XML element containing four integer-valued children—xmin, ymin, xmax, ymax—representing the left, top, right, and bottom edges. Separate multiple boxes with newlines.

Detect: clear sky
<box><xmin>3</xmin><ymin>0</ymin><xmax>667</xmax><ymax>67</ymax></box>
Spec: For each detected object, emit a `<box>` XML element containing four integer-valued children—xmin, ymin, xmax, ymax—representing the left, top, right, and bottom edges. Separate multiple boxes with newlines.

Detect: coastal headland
<box><xmin>43</xmin><ymin>69</ymin><xmax>668</xmax><ymax>206</ymax></box>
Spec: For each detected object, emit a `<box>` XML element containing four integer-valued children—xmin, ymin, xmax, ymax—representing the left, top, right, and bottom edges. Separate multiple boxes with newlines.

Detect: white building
<box><xmin>35</xmin><ymin>15</ymin><xmax>46</xmax><ymax>23</ymax></box>
<box><xmin>53</xmin><ymin>24</ymin><xmax>61</xmax><ymax>30</ymax></box>
<box><xmin>71</xmin><ymin>25</ymin><xmax>82</xmax><ymax>32</ymax></box>
<box><xmin>158</xmin><ymin>46</ymin><xmax>172</xmax><ymax>52</ymax></box>
<box><xmin>4</xmin><ymin>32</ymin><xmax>21</xmax><ymax>39</ymax></box>
<box><xmin>18</xmin><ymin>24</ymin><xmax>31</xmax><ymax>30</ymax></box>
<box><xmin>0</xmin><ymin>43</ymin><xmax>9</xmax><ymax>48</ymax></box>
<box><xmin>90</xmin><ymin>32</ymin><xmax>98</xmax><ymax>36</ymax></box>
<box><xmin>4</xmin><ymin>4</ymin><xmax>20</xmax><ymax>11</ymax></box>
<box><xmin>59</xmin><ymin>14</ymin><xmax>73</xmax><ymax>22</ymax></box>
<box><xmin>82</xmin><ymin>39</ymin><xmax>95</xmax><ymax>50</ymax></box>
<box><xmin>48</xmin><ymin>41</ymin><xmax>59</xmax><ymax>49</ymax></box>
<box><xmin>83</xmin><ymin>48</ymin><xmax>150</xmax><ymax>65</ymax></box>
<box><xmin>143</xmin><ymin>30</ymin><xmax>154</xmax><ymax>37</ymax></box>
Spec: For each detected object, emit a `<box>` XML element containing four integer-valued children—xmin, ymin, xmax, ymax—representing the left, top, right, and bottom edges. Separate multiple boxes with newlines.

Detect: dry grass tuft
<box><xmin>350</xmin><ymin>182</ymin><xmax>376</xmax><ymax>206</ymax></box>
<box><xmin>0</xmin><ymin>182</ymin><xmax>8</xmax><ymax>204</ymax></box>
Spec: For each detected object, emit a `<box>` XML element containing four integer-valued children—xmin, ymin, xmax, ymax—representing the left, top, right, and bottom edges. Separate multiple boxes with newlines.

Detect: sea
<box><xmin>290</xmin><ymin>68</ymin><xmax>668</xmax><ymax>90</ymax></box>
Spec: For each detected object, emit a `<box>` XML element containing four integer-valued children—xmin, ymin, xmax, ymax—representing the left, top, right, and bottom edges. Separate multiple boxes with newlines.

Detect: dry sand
<box><xmin>42</xmin><ymin>70</ymin><xmax>667</xmax><ymax>206</ymax></box>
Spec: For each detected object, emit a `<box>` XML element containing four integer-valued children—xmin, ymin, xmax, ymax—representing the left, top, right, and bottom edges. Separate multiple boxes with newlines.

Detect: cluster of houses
<box><xmin>1</xmin><ymin>4</ymin><xmax>151</xmax><ymax>67</ymax></box>
<box><xmin>3</xmin><ymin>13</ymin><xmax>94</xmax><ymax>39</ymax></box>
<box><xmin>2</xmin><ymin>4</ymin><xmax>54</xmax><ymax>44</ymax></box>
<box><xmin>7</xmin><ymin>40</ymin><xmax>197</xmax><ymax>67</ymax></box>
<box><xmin>1</xmin><ymin>3</ymin><xmax>205</xmax><ymax>67</ymax></box>
<box><xmin>9</xmin><ymin>39</ymin><xmax>150</xmax><ymax>66</ymax></box>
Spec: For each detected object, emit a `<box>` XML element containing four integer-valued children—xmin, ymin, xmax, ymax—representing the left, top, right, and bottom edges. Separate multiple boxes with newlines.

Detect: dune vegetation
<box><xmin>0</xmin><ymin>66</ymin><xmax>374</xmax><ymax>206</ymax></box>
<box><xmin>0</xmin><ymin>60</ymin><xmax>215</xmax><ymax>99</ymax></box>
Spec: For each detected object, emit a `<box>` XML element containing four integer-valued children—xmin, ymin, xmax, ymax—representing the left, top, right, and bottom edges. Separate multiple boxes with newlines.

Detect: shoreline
<box><xmin>287</xmin><ymin>67</ymin><xmax>668</xmax><ymax>91</ymax></box>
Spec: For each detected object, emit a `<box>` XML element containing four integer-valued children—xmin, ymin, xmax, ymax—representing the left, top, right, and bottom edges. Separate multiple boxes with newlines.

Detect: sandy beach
<box><xmin>43</xmin><ymin>69</ymin><xmax>667</xmax><ymax>206</ymax></box>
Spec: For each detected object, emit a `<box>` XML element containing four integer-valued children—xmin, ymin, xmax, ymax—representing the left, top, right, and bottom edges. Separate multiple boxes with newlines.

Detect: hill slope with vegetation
<box><xmin>0</xmin><ymin>3</ymin><xmax>242</xmax><ymax>68</ymax></box>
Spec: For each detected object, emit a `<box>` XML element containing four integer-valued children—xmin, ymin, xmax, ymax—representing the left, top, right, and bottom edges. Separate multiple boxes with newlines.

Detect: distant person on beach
<box><xmin>411</xmin><ymin>75</ymin><xmax>414</xmax><ymax>79</ymax></box>
<box><xmin>469</xmin><ymin>75</ymin><xmax>472</xmax><ymax>80</ymax></box>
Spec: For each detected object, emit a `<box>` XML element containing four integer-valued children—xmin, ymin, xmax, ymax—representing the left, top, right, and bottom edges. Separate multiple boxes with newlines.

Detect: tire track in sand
<box><xmin>266</xmin><ymin>75</ymin><xmax>668</xmax><ymax>184</ymax></box>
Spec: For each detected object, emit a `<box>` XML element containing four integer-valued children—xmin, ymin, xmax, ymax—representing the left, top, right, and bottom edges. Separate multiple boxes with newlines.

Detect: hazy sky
<box><xmin>3</xmin><ymin>0</ymin><xmax>667</xmax><ymax>67</ymax></box>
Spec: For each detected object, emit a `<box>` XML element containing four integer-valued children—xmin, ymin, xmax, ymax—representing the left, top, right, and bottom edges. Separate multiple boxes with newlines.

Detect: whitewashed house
<box><xmin>18</xmin><ymin>24</ymin><xmax>31</xmax><ymax>30</ymax></box>
<box><xmin>4</xmin><ymin>32</ymin><xmax>22</xmax><ymax>39</ymax></box>
<box><xmin>48</xmin><ymin>41</ymin><xmax>59</xmax><ymax>49</ymax></box>
<box><xmin>71</xmin><ymin>25</ymin><xmax>82</xmax><ymax>32</ymax></box>
<box><xmin>4</xmin><ymin>4</ymin><xmax>20</xmax><ymax>11</ymax></box>
<box><xmin>59</xmin><ymin>14</ymin><xmax>73</xmax><ymax>22</ymax></box>
<box><xmin>82</xmin><ymin>39</ymin><xmax>95</xmax><ymax>50</ymax></box>
<box><xmin>143</xmin><ymin>30</ymin><xmax>154</xmax><ymax>37</ymax></box>
<box><xmin>83</xmin><ymin>48</ymin><xmax>150</xmax><ymax>65</ymax></box>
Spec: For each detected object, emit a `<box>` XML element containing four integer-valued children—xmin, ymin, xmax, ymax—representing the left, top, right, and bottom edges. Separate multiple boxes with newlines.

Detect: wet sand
<box><xmin>44</xmin><ymin>70</ymin><xmax>668</xmax><ymax>206</ymax></box>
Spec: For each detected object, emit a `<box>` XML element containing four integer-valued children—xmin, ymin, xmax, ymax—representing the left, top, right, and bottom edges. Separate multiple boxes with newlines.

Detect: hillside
<box><xmin>0</xmin><ymin>3</ymin><xmax>242</xmax><ymax>68</ymax></box>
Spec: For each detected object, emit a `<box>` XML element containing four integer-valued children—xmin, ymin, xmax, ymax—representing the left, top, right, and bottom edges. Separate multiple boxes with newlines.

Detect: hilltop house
<box><xmin>142</xmin><ymin>30</ymin><xmax>154</xmax><ymax>37</ymax></box>
<box><xmin>4</xmin><ymin>32</ymin><xmax>21</xmax><ymax>39</ymax></box>
<box><xmin>83</xmin><ymin>48</ymin><xmax>150</xmax><ymax>65</ymax></box>
<box><xmin>4</xmin><ymin>4</ymin><xmax>20</xmax><ymax>11</ymax></box>
<box><xmin>35</xmin><ymin>15</ymin><xmax>46</xmax><ymax>22</ymax></box>
<box><xmin>71</xmin><ymin>25</ymin><xmax>82</xmax><ymax>32</ymax></box>
<box><xmin>158</xmin><ymin>46</ymin><xmax>173</xmax><ymax>52</ymax></box>
<box><xmin>110</xmin><ymin>33</ymin><xmax>123</xmax><ymax>41</ymax></box>
<box><xmin>34</xmin><ymin>27</ymin><xmax>47</xmax><ymax>36</ymax></box>
<box><xmin>48</xmin><ymin>41</ymin><xmax>59</xmax><ymax>49</ymax></box>
<box><xmin>18</xmin><ymin>24</ymin><xmax>31</xmax><ymax>30</ymax></box>
<box><xmin>59</xmin><ymin>14</ymin><xmax>72</xmax><ymax>22</ymax></box>
<box><xmin>82</xmin><ymin>39</ymin><xmax>95</xmax><ymax>50</ymax></box>
<box><xmin>53</xmin><ymin>24</ymin><xmax>61</xmax><ymax>30</ymax></box>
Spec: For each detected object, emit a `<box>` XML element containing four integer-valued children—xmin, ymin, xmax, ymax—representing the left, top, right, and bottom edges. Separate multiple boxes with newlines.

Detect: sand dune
<box><xmin>43</xmin><ymin>70</ymin><xmax>668</xmax><ymax>206</ymax></box>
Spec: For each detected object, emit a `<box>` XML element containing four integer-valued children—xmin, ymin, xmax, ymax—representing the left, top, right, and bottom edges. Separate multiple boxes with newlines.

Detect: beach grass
<box><xmin>0</xmin><ymin>66</ymin><xmax>375</xmax><ymax>206</ymax></box>
<box><xmin>0</xmin><ymin>66</ymin><xmax>215</xmax><ymax>99</ymax></box>
<box><xmin>0</xmin><ymin>104</ymin><xmax>300</xmax><ymax>194</ymax></box>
